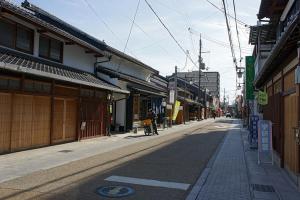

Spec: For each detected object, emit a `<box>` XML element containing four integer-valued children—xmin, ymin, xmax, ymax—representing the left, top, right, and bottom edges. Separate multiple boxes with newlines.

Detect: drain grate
<box><xmin>251</xmin><ymin>184</ymin><xmax>275</xmax><ymax>193</ymax></box>
<box><xmin>58</xmin><ymin>150</ymin><xmax>73</xmax><ymax>153</ymax></box>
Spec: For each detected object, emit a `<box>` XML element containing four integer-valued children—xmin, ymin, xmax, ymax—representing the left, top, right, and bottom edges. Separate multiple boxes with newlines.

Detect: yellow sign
<box><xmin>257</xmin><ymin>91</ymin><xmax>268</xmax><ymax>105</ymax></box>
<box><xmin>172</xmin><ymin>101</ymin><xmax>181</xmax><ymax>120</ymax></box>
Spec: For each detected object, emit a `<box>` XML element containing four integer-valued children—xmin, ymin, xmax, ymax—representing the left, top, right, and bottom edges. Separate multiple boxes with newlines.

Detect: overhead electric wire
<box><xmin>125</xmin><ymin>15</ymin><xmax>183</xmax><ymax>65</ymax></box>
<box><xmin>206</xmin><ymin>0</ymin><xmax>249</xmax><ymax>28</ymax></box>
<box><xmin>188</xmin><ymin>28</ymin><xmax>252</xmax><ymax>53</ymax></box>
<box><xmin>221</xmin><ymin>0</ymin><xmax>237</xmax><ymax>68</ymax></box>
<box><xmin>123</xmin><ymin>0</ymin><xmax>141</xmax><ymax>53</ymax></box>
<box><xmin>144</xmin><ymin>0</ymin><xmax>198</xmax><ymax>68</ymax></box>
<box><xmin>82</xmin><ymin>0</ymin><xmax>138</xmax><ymax>58</ymax></box>
<box><xmin>232</xmin><ymin>0</ymin><xmax>242</xmax><ymax>64</ymax></box>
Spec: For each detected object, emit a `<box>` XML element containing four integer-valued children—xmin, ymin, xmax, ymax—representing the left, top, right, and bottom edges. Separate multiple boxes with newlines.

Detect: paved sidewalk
<box><xmin>187</xmin><ymin>120</ymin><xmax>300</xmax><ymax>200</ymax></box>
<box><xmin>187</xmin><ymin>120</ymin><xmax>251</xmax><ymax>200</ymax></box>
<box><xmin>0</xmin><ymin>119</ymin><xmax>213</xmax><ymax>184</ymax></box>
<box><xmin>242</xmin><ymin>127</ymin><xmax>300</xmax><ymax>200</ymax></box>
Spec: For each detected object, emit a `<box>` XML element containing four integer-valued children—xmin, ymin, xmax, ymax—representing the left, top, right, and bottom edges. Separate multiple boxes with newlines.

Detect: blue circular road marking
<box><xmin>96</xmin><ymin>185</ymin><xmax>135</xmax><ymax>198</ymax></box>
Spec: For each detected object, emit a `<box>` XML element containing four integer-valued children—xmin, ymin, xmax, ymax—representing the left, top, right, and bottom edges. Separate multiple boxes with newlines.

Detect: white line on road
<box><xmin>105</xmin><ymin>175</ymin><xmax>190</xmax><ymax>190</ymax></box>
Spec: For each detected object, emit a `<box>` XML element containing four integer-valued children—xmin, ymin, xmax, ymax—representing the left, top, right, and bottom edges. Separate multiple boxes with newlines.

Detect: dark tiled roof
<box><xmin>1</xmin><ymin>0</ymin><xmax>158</xmax><ymax>73</ymax></box>
<box><xmin>0</xmin><ymin>48</ymin><xmax>129</xmax><ymax>94</ymax></box>
<box><xmin>0</xmin><ymin>0</ymin><xmax>106</xmax><ymax>56</ymax></box>
<box><xmin>96</xmin><ymin>66</ymin><xmax>166</xmax><ymax>93</ymax></box>
<box><xmin>249</xmin><ymin>24</ymin><xmax>276</xmax><ymax>45</ymax></box>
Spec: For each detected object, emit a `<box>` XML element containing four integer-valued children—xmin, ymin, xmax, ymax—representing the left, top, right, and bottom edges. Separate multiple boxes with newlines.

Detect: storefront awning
<box><xmin>97</xmin><ymin>67</ymin><xmax>165</xmax><ymax>93</ymax></box>
<box><xmin>0</xmin><ymin>47</ymin><xmax>129</xmax><ymax>94</ymax></box>
<box><xmin>178</xmin><ymin>96</ymin><xmax>202</xmax><ymax>106</ymax></box>
<box><xmin>129</xmin><ymin>86</ymin><xmax>167</xmax><ymax>97</ymax></box>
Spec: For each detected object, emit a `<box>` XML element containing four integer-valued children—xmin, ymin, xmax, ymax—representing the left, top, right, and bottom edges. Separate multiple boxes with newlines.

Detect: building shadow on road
<box><xmin>0</xmin><ymin>126</ymin><xmax>231</xmax><ymax>200</ymax></box>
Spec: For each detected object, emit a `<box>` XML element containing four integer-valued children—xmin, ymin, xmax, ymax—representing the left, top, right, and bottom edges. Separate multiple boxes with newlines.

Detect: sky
<box><xmin>12</xmin><ymin>0</ymin><xmax>260</xmax><ymax>102</ymax></box>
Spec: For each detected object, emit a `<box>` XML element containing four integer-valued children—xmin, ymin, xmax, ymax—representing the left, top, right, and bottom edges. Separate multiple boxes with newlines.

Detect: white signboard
<box><xmin>166</xmin><ymin>104</ymin><xmax>172</xmax><ymax>109</ymax></box>
<box><xmin>258</xmin><ymin>120</ymin><xmax>273</xmax><ymax>165</ymax></box>
<box><xmin>169</xmin><ymin>90</ymin><xmax>175</xmax><ymax>104</ymax></box>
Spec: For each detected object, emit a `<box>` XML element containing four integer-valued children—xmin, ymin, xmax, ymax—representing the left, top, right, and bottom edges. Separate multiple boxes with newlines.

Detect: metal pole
<box><xmin>198</xmin><ymin>34</ymin><xmax>202</xmax><ymax>120</ymax></box>
<box><xmin>223</xmin><ymin>88</ymin><xmax>226</xmax><ymax>114</ymax></box>
<box><xmin>184</xmin><ymin>74</ymin><xmax>186</xmax><ymax>124</ymax></box>
<box><xmin>173</xmin><ymin>66</ymin><xmax>178</xmax><ymax>125</ymax></box>
<box><xmin>175</xmin><ymin>66</ymin><xmax>178</xmax><ymax>100</ymax></box>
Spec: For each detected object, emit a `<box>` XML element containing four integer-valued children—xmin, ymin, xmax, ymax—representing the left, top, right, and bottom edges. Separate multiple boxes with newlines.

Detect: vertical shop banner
<box><xmin>172</xmin><ymin>100</ymin><xmax>181</xmax><ymax>120</ymax></box>
<box><xmin>246</xmin><ymin>56</ymin><xmax>255</xmax><ymax>100</ymax></box>
<box><xmin>249</xmin><ymin>115</ymin><xmax>259</xmax><ymax>148</ymax></box>
<box><xmin>258</xmin><ymin>120</ymin><xmax>273</xmax><ymax>164</ymax></box>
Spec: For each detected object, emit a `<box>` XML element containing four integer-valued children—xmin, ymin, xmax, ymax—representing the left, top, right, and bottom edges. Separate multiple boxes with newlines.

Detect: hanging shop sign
<box><xmin>246</xmin><ymin>56</ymin><xmax>255</xmax><ymax>100</ymax></box>
<box><xmin>166</xmin><ymin>104</ymin><xmax>172</xmax><ymax>109</ymax></box>
<box><xmin>258</xmin><ymin>120</ymin><xmax>273</xmax><ymax>164</ymax></box>
<box><xmin>169</xmin><ymin>90</ymin><xmax>175</xmax><ymax>104</ymax></box>
<box><xmin>257</xmin><ymin>91</ymin><xmax>268</xmax><ymax>105</ymax></box>
<box><xmin>172</xmin><ymin>100</ymin><xmax>181</xmax><ymax>120</ymax></box>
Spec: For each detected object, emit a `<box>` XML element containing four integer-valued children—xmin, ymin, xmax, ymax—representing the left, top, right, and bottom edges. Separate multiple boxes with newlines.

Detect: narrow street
<box><xmin>0</xmin><ymin>119</ymin><xmax>233</xmax><ymax>200</ymax></box>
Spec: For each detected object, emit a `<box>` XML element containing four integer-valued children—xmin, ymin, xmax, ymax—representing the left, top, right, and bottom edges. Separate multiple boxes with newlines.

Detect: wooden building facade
<box><xmin>0</xmin><ymin>0</ymin><xmax>128</xmax><ymax>153</ymax></box>
<box><xmin>250</xmin><ymin>0</ymin><xmax>300</xmax><ymax>187</ymax></box>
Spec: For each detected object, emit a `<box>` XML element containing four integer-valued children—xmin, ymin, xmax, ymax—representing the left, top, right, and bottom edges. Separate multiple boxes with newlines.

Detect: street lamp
<box><xmin>237</xmin><ymin>69</ymin><xmax>243</xmax><ymax>78</ymax></box>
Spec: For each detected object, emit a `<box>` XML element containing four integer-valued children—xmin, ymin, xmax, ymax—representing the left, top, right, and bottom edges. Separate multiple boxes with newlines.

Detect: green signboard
<box><xmin>257</xmin><ymin>91</ymin><xmax>268</xmax><ymax>105</ymax></box>
<box><xmin>246</xmin><ymin>56</ymin><xmax>255</xmax><ymax>100</ymax></box>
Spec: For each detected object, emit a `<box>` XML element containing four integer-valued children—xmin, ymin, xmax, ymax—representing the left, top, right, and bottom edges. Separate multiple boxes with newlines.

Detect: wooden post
<box><xmin>9</xmin><ymin>92</ymin><xmax>14</xmax><ymax>152</ymax></box>
<box><xmin>281</xmin><ymin>69</ymin><xmax>284</xmax><ymax>168</ymax></box>
<box><xmin>297</xmin><ymin>41</ymin><xmax>300</xmax><ymax>173</ymax></box>
<box><xmin>49</xmin><ymin>80</ymin><xmax>55</xmax><ymax>145</ymax></box>
<box><xmin>77</xmin><ymin>85</ymin><xmax>82</xmax><ymax>141</ymax></box>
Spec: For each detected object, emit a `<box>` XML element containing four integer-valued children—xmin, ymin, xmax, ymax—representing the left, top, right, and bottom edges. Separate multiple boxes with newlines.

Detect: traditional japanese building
<box><xmin>0</xmin><ymin>0</ymin><xmax>132</xmax><ymax>153</ymax></box>
<box><xmin>167</xmin><ymin>75</ymin><xmax>206</xmax><ymax>124</ymax></box>
<box><xmin>249</xmin><ymin>0</ymin><xmax>300</xmax><ymax>188</ymax></box>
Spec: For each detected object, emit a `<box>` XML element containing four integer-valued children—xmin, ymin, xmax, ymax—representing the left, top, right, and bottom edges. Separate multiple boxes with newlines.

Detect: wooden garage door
<box><xmin>10</xmin><ymin>94</ymin><xmax>51</xmax><ymax>151</ymax></box>
<box><xmin>284</xmin><ymin>93</ymin><xmax>299</xmax><ymax>174</ymax></box>
<box><xmin>52</xmin><ymin>98</ymin><xmax>77</xmax><ymax>143</ymax></box>
<box><xmin>0</xmin><ymin>93</ymin><xmax>12</xmax><ymax>154</ymax></box>
<box><xmin>80</xmin><ymin>100</ymin><xmax>106</xmax><ymax>139</ymax></box>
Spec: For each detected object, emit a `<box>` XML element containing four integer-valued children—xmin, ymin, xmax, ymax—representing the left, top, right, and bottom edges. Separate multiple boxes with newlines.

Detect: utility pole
<box><xmin>184</xmin><ymin>74</ymin><xmax>187</xmax><ymax>124</ymax></box>
<box><xmin>223</xmin><ymin>88</ymin><xmax>226</xmax><ymax>113</ymax></box>
<box><xmin>175</xmin><ymin>66</ymin><xmax>178</xmax><ymax>100</ymax></box>
<box><xmin>198</xmin><ymin>34</ymin><xmax>202</xmax><ymax>120</ymax></box>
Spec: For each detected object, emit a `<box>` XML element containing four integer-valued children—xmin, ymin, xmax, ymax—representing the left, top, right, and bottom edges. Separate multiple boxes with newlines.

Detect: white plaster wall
<box><xmin>63</xmin><ymin>45</ymin><xmax>95</xmax><ymax>73</ymax></box>
<box><xmin>100</xmin><ymin>57</ymin><xmax>153</xmax><ymax>81</ymax></box>
<box><xmin>116</xmin><ymin>99</ymin><xmax>126</xmax><ymax>127</ymax></box>
<box><xmin>4</xmin><ymin>13</ymin><xmax>96</xmax><ymax>73</ymax></box>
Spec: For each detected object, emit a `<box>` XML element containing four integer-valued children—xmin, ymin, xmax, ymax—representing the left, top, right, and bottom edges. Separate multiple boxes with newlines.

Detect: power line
<box><xmin>144</xmin><ymin>0</ymin><xmax>198</xmax><ymax>68</ymax></box>
<box><xmin>82</xmin><ymin>0</ymin><xmax>120</xmax><ymax>43</ymax></box>
<box><xmin>82</xmin><ymin>0</ymin><xmax>138</xmax><ymax>58</ymax></box>
<box><xmin>123</xmin><ymin>0</ymin><xmax>141</xmax><ymax>53</ymax></box>
<box><xmin>206</xmin><ymin>0</ymin><xmax>249</xmax><ymax>28</ymax></box>
<box><xmin>188</xmin><ymin>28</ymin><xmax>252</xmax><ymax>53</ymax></box>
<box><xmin>221</xmin><ymin>0</ymin><xmax>237</xmax><ymax>69</ymax></box>
<box><xmin>232</xmin><ymin>0</ymin><xmax>242</xmax><ymax>64</ymax></box>
<box><xmin>125</xmin><ymin>15</ymin><xmax>184</xmax><ymax>65</ymax></box>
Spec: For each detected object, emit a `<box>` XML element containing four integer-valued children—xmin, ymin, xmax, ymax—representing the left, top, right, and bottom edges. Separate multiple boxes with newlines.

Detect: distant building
<box><xmin>177</xmin><ymin>71</ymin><xmax>220</xmax><ymax>98</ymax></box>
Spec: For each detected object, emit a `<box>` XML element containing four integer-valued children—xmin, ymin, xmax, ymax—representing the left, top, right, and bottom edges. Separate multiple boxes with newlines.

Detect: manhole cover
<box><xmin>58</xmin><ymin>150</ymin><xmax>73</xmax><ymax>153</ymax></box>
<box><xmin>252</xmin><ymin>184</ymin><xmax>275</xmax><ymax>192</ymax></box>
<box><xmin>96</xmin><ymin>186</ymin><xmax>134</xmax><ymax>198</ymax></box>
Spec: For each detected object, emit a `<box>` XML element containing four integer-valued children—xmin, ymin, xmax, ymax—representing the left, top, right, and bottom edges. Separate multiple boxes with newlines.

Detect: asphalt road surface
<box><xmin>0</xmin><ymin>119</ymin><xmax>234</xmax><ymax>200</ymax></box>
